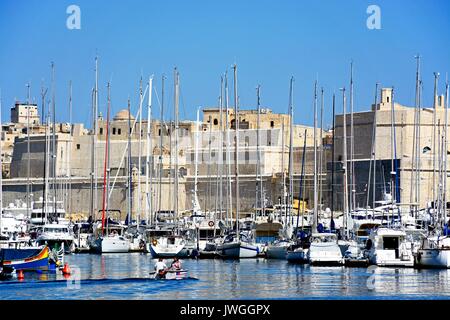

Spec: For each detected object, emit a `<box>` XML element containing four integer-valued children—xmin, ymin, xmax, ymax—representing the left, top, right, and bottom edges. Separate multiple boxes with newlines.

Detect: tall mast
<box><xmin>340</xmin><ymin>87</ymin><xmax>349</xmax><ymax>238</ymax></box>
<box><xmin>319</xmin><ymin>87</ymin><xmax>324</xmax><ymax>215</ymax></box>
<box><xmin>313</xmin><ymin>80</ymin><xmax>318</xmax><ymax>233</ymax></box>
<box><xmin>233</xmin><ymin>64</ymin><xmax>240</xmax><ymax>239</ymax></box>
<box><xmin>207</xmin><ymin>115</ymin><xmax>212</xmax><ymax>213</ymax></box>
<box><xmin>331</xmin><ymin>93</ymin><xmax>336</xmax><ymax>225</ymax></box>
<box><xmin>411</xmin><ymin>56</ymin><xmax>421</xmax><ymax>214</ymax></box>
<box><xmin>414</xmin><ymin>56</ymin><xmax>422</xmax><ymax>211</ymax></box>
<box><xmin>225</xmin><ymin>72</ymin><xmax>232</xmax><ymax>228</ymax></box>
<box><xmin>288</xmin><ymin>77</ymin><xmax>294</xmax><ymax>226</ymax></box>
<box><xmin>94</xmin><ymin>57</ymin><xmax>99</xmax><ymax>220</ymax></box>
<box><xmin>51</xmin><ymin>62</ymin><xmax>57</xmax><ymax>222</ymax></box>
<box><xmin>89</xmin><ymin>87</ymin><xmax>95</xmax><ymax>220</ymax></box>
<box><xmin>101</xmin><ymin>83</ymin><xmax>111</xmax><ymax>235</ymax></box>
<box><xmin>157</xmin><ymin>75</ymin><xmax>165</xmax><ymax>218</ymax></box>
<box><xmin>444</xmin><ymin>77</ymin><xmax>449</xmax><ymax>228</ymax></box>
<box><xmin>40</xmin><ymin>83</ymin><xmax>48</xmax><ymax>220</ymax></box>
<box><xmin>432</xmin><ymin>72</ymin><xmax>440</xmax><ymax>213</ymax></box>
<box><xmin>146</xmin><ymin>76</ymin><xmax>154</xmax><ymax>225</ymax></box>
<box><xmin>26</xmin><ymin>82</ymin><xmax>31</xmax><ymax>218</ymax></box>
<box><xmin>349</xmin><ymin>62</ymin><xmax>356</xmax><ymax>211</ymax></box>
<box><xmin>372</xmin><ymin>83</ymin><xmax>379</xmax><ymax>211</ymax></box>
<box><xmin>137</xmin><ymin>77</ymin><xmax>143</xmax><ymax>227</ymax></box>
<box><xmin>174</xmin><ymin>68</ymin><xmax>179</xmax><ymax>222</ymax></box>
<box><xmin>127</xmin><ymin>98</ymin><xmax>132</xmax><ymax>224</ymax></box>
<box><xmin>68</xmin><ymin>81</ymin><xmax>73</xmax><ymax>217</ymax></box>
<box><xmin>255</xmin><ymin>85</ymin><xmax>262</xmax><ymax>220</ymax></box>
<box><xmin>218</xmin><ymin>76</ymin><xmax>224</xmax><ymax>221</ymax></box>
<box><xmin>194</xmin><ymin>108</ymin><xmax>200</xmax><ymax>201</ymax></box>
<box><xmin>296</xmin><ymin>129</ymin><xmax>307</xmax><ymax>232</ymax></box>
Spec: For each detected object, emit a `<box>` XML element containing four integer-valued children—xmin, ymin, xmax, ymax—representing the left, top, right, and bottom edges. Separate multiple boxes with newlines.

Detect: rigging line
<box><xmin>107</xmin><ymin>84</ymin><xmax>148</xmax><ymax>199</ymax></box>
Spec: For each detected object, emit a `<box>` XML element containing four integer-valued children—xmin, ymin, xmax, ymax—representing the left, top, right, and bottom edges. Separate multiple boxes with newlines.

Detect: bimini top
<box><xmin>113</xmin><ymin>109</ymin><xmax>135</xmax><ymax>121</ymax></box>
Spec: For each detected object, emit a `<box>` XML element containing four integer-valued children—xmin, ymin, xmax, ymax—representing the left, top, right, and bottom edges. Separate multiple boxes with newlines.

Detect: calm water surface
<box><xmin>1</xmin><ymin>253</ymin><xmax>450</xmax><ymax>300</ymax></box>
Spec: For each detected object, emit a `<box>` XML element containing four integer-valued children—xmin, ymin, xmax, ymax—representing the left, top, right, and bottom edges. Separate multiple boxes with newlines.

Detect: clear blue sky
<box><xmin>1</xmin><ymin>0</ymin><xmax>449</xmax><ymax>129</ymax></box>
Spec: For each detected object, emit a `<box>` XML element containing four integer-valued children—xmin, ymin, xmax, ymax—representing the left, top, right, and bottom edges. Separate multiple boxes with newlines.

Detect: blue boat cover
<box><xmin>0</xmin><ymin>248</ymin><xmax>43</xmax><ymax>262</ymax></box>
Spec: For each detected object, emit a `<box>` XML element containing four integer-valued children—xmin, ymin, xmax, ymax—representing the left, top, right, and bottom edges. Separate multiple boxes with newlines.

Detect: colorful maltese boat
<box><xmin>0</xmin><ymin>246</ymin><xmax>50</xmax><ymax>271</ymax></box>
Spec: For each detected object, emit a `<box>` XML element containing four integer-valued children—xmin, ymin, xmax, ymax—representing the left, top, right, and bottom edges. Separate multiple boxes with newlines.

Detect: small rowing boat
<box><xmin>149</xmin><ymin>269</ymin><xmax>189</xmax><ymax>280</ymax></box>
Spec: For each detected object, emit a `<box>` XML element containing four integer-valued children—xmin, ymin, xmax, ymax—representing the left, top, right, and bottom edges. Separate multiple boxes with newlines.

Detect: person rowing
<box><xmin>170</xmin><ymin>257</ymin><xmax>181</xmax><ymax>270</ymax></box>
<box><xmin>154</xmin><ymin>258</ymin><xmax>168</xmax><ymax>279</ymax></box>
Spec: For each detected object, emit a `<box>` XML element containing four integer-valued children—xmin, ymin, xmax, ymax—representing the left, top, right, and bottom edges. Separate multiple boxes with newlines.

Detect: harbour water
<box><xmin>1</xmin><ymin>253</ymin><xmax>450</xmax><ymax>300</ymax></box>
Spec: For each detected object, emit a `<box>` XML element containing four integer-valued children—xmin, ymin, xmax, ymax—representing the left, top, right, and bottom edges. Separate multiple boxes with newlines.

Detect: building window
<box><xmin>76</xmin><ymin>144</ymin><xmax>80</xmax><ymax>150</ymax></box>
<box><xmin>118</xmin><ymin>128</ymin><xmax>121</xmax><ymax>135</ymax></box>
<box><xmin>112</xmin><ymin>128</ymin><xmax>116</xmax><ymax>135</ymax></box>
<box><xmin>270</xmin><ymin>121</ymin><xmax>274</xmax><ymax>128</ymax></box>
<box><xmin>213</xmin><ymin>119</ymin><xmax>218</xmax><ymax>125</ymax></box>
<box><xmin>99</xmin><ymin>128</ymin><xmax>103</xmax><ymax>135</ymax></box>
<box><xmin>387</xmin><ymin>97</ymin><xmax>390</xmax><ymax>103</ymax></box>
<box><xmin>158</xmin><ymin>129</ymin><xmax>161</xmax><ymax>136</ymax></box>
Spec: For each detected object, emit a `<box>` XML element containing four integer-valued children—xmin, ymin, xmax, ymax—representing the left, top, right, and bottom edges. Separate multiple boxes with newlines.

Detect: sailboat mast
<box><xmin>331</xmin><ymin>93</ymin><xmax>336</xmax><ymax>222</ymax></box>
<box><xmin>101</xmin><ymin>83</ymin><xmax>111</xmax><ymax>235</ymax></box>
<box><xmin>313</xmin><ymin>80</ymin><xmax>318</xmax><ymax>233</ymax></box>
<box><xmin>233</xmin><ymin>64</ymin><xmax>240</xmax><ymax>239</ymax></box>
<box><xmin>26</xmin><ymin>82</ymin><xmax>31</xmax><ymax>219</ymax></box>
<box><xmin>340</xmin><ymin>87</ymin><xmax>349</xmax><ymax>238</ymax></box>
<box><xmin>225</xmin><ymin>73</ymin><xmax>232</xmax><ymax>228</ymax></box>
<box><xmin>288</xmin><ymin>77</ymin><xmax>294</xmax><ymax>225</ymax></box>
<box><xmin>146</xmin><ymin>76</ymin><xmax>154</xmax><ymax>225</ymax></box>
<box><xmin>137</xmin><ymin>78</ymin><xmax>143</xmax><ymax>227</ymax></box>
<box><xmin>40</xmin><ymin>83</ymin><xmax>48</xmax><ymax>221</ymax></box>
<box><xmin>296</xmin><ymin>129</ymin><xmax>307</xmax><ymax>231</ymax></box>
<box><xmin>372</xmin><ymin>83</ymin><xmax>379</xmax><ymax>211</ymax></box>
<box><xmin>432</xmin><ymin>72</ymin><xmax>440</xmax><ymax>214</ymax></box>
<box><xmin>174</xmin><ymin>69</ymin><xmax>179</xmax><ymax>223</ymax></box>
<box><xmin>93</xmin><ymin>57</ymin><xmax>99</xmax><ymax>220</ymax></box>
<box><xmin>158</xmin><ymin>75</ymin><xmax>165</xmax><ymax>219</ymax></box>
<box><xmin>319</xmin><ymin>87</ymin><xmax>324</xmax><ymax>216</ymax></box>
<box><xmin>51</xmin><ymin>62</ymin><xmax>57</xmax><ymax>222</ymax></box>
<box><xmin>218</xmin><ymin>76</ymin><xmax>224</xmax><ymax>221</ymax></box>
<box><xmin>68</xmin><ymin>81</ymin><xmax>73</xmax><ymax>216</ymax></box>
<box><xmin>255</xmin><ymin>85</ymin><xmax>261</xmax><ymax>219</ymax></box>
<box><xmin>127</xmin><ymin>98</ymin><xmax>132</xmax><ymax>224</ymax></box>
<box><xmin>349</xmin><ymin>62</ymin><xmax>356</xmax><ymax>211</ymax></box>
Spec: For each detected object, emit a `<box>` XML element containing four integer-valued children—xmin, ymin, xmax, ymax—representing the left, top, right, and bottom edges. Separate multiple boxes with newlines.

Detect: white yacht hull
<box><xmin>308</xmin><ymin>243</ymin><xmax>344</xmax><ymax>266</ymax></box>
<box><xmin>416</xmin><ymin>249</ymin><xmax>450</xmax><ymax>268</ymax></box>
<box><xmin>92</xmin><ymin>236</ymin><xmax>130</xmax><ymax>253</ymax></box>
<box><xmin>217</xmin><ymin>241</ymin><xmax>259</xmax><ymax>259</ymax></box>
<box><xmin>369</xmin><ymin>249</ymin><xmax>414</xmax><ymax>267</ymax></box>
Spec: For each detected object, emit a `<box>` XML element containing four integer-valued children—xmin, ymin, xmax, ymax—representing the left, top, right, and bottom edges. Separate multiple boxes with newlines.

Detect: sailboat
<box><xmin>307</xmin><ymin>82</ymin><xmax>343</xmax><ymax>265</ymax></box>
<box><xmin>416</xmin><ymin>72</ymin><xmax>450</xmax><ymax>268</ymax></box>
<box><xmin>149</xmin><ymin>70</ymin><xmax>187</xmax><ymax>258</ymax></box>
<box><xmin>90</xmin><ymin>81</ymin><xmax>130</xmax><ymax>254</ymax></box>
<box><xmin>216</xmin><ymin>64</ymin><xmax>259</xmax><ymax>259</ymax></box>
<box><xmin>34</xmin><ymin>63</ymin><xmax>75</xmax><ymax>254</ymax></box>
<box><xmin>267</xmin><ymin>78</ymin><xmax>296</xmax><ymax>259</ymax></box>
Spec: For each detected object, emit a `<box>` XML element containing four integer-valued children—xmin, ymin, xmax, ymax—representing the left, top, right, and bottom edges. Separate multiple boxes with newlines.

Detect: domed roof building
<box><xmin>113</xmin><ymin>109</ymin><xmax>134</xmax><ymax>121</ymax></box>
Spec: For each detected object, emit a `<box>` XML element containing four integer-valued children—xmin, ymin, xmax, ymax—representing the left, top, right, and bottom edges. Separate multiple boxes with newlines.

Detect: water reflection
<box><xmin>1</xmin><ymin>254</ymin><xmax>450</xmax><ymax>299</ymax></box>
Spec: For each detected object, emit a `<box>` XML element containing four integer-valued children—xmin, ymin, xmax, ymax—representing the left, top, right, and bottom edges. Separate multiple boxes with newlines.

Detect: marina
<box><xmin>1</xmin><ymin>0</ymin><xmax>450</xmax><ymax>304</ymax></box>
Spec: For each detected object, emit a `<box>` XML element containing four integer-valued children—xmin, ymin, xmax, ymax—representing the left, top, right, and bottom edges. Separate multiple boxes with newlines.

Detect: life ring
<box><xmin>152</xmin><ymin>239</ymin><xmax>158</xmax><ymax>246</ymax></box>
<box><xmin>208</xmin><ymin>221</ymin><xmax>215</xmax><ymax>227</ymax></box>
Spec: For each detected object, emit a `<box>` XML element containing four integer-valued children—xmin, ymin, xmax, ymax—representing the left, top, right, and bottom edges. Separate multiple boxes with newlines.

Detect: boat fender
<box><xmin>152</xmin><ymin>239</ymin><xmax>158</xmax><ymax>246</ymax></box>
<box><xmin>208</xmin><ymin>221</ymin><xmax>214</xmax><ymax>227</ymax></box>
<box><xmin>17</xmin><ymin>270</ymin><xmax>24</xmax><ymax>280</ymax></box>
